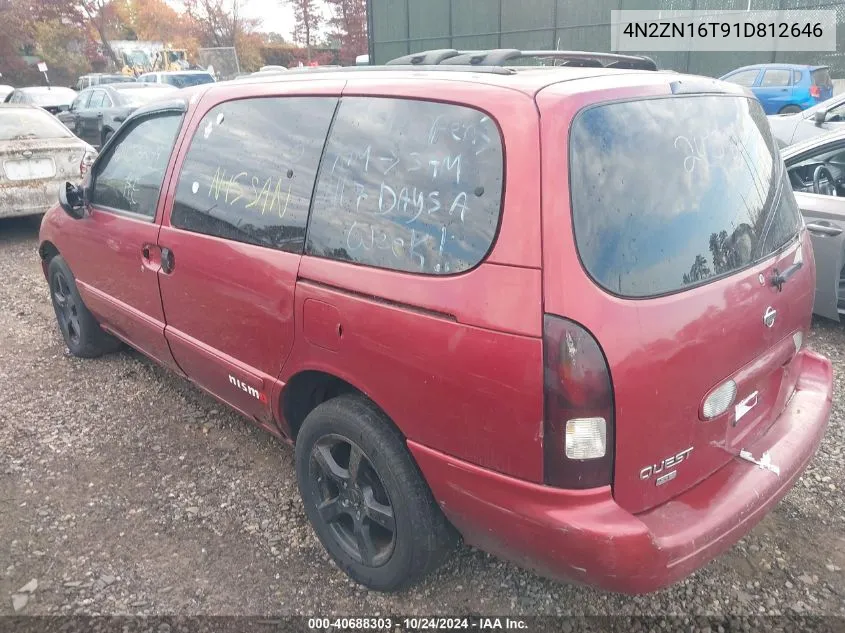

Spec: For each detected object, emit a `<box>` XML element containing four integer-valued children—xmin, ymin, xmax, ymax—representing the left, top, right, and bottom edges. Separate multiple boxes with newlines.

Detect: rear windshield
<box><xmin>27</xmin><ymin>88</ymin><xmax>76</xmax><ymax>106</ymax></box>
<box><xmin>569</xmin><ymin>95</ymin><xmax>801</xmax><ymax>298</ymax></box>
<box><xmin>161</xmin><ymin>73</ymin><xmax>214</xmax><ymax>88</ymax></box>
<box><xmin>120</xmin><ymin>88</ymin><xmax>174</xmax><ymax>106</ymax></box>
<box><xmin>0</xmin><ymin>108</ymin><xmax>73</xmax><ymax>140</ymax></box>
<box><xmin>812</xmin><ymin>68</ymin><xmax>833</xmax><ymax>88</ymax></box>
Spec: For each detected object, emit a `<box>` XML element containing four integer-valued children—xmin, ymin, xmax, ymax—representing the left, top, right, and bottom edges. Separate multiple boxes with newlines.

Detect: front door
<box><xmin>156</xmin><ymin>87</ymin><xmax>339</xmax><ymax>424</ymax></box>
<box><xmin>78</xmin><ymin>89</ymin><xmax>108</xmax><ymax>147</ymax></box>
<box><xmin>797</xmin><ymin>191</ymin><xmax>845</xmax><ymax>321</ymax></box>
<box><xmin>58</xmin><ymin>90</ymin><xmax>90</xmax><ymax>136</ymax></box>
<box><xmin>785</xmin><ymin>139</ymin><xmax>845</xmax><ymax>321</ymax></box>
<box><xmin>756</xmin><ymin>68</ymin><xmax>795</xmax><ymax>114</ymax></box>
<box><xmin>68</xmin><ymin>107</ymin><xmax>185</xmax><ymax>370</ymax></box>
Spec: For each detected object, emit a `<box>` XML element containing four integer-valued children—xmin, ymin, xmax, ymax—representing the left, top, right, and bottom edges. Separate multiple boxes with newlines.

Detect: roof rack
<box><xmin>387</xmin><ymin>48</ymin><xmax>658</xmax><ymax>71</ymax></box>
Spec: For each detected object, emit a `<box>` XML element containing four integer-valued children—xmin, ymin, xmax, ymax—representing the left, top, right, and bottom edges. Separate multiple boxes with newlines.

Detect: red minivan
<box><xmin>38</xmin><ymin>51</ymin><xmax>833</xmax><ymax>594</ymax></box>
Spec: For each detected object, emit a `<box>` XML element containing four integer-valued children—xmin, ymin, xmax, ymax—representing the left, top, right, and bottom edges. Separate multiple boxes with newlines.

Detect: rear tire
<box><xmin>295</xmin><ymin>394</ymin><xmax>457</xmax><ymax>591</ymax></box>
<box><xmin>780</xmin><ymin>105</ymin><xmax>802</xmax><ymax>114</ymax></box>
<box><xmin>48</xmin><ymin>255</ymin><xmax>121</xmax><ymax>358</ymax></box>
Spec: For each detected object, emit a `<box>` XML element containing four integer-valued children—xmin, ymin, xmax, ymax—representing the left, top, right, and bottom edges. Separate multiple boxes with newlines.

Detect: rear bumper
<box><xmin>0</xmin><ymin>180</ymin><xmax>61</xmax><ymax>218</ymax></box>
<box><xmin>409</xmin><ymin>349</ymin><xmax>832</xmax><ymax>594</ymax></box>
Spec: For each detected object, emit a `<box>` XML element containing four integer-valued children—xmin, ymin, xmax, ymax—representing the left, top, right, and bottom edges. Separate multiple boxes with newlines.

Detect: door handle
<box><xmin>160</xmin><ymin>247</ymin><xmax>175</xmax><ymax>274</ymax></box>
<box><xmin>806</xmin><ymin>222</ymin><xmax>843</xmax><ymax>237</ymax></box>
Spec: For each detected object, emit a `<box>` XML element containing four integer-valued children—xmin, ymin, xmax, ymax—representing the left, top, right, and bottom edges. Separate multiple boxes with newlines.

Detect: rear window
<box><xmin>162</xmin><ymin>73</ymin><xmax>214</xmax><ymax>88</ymax></box>
<box><xmin>120</xmin><ymin>88</ymin><xmax>175</xmax><ymax>106</ymax></box>
<box><xmin>0</xmin><ymin>108</ymin><xmax>73</xmax><ymax>140</ymax></box>
<box><xmin>812</xmin><ymin>68</ymin><xmax>833</xmax><ymax>88</ymax></box>
<box><xmin>306</xmin><ymin>97</ymin><xmax>504</xmax><ymax>275</ymax></box>
<box><xmin>569</xmin><ymin>95</ymin><xmax>801</xmax><ymax>298</ymax></box>
<box><xmin>27</xmin><ymin>88</ymin><xmax>76</xmax><ymax>106</ymax></box>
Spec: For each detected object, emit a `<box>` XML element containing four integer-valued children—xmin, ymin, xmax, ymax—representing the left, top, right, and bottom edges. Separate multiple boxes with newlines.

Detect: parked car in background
<box><xmin>0</xmin><ymin>104</ymin><xmax>96</xmax><ymax>218</ymax></box>
<box><xmin>3</xmin><ymin>86</ymin><xmax>77</xmax><ymax>115</ymax></box>
<box><xmin>57</xmin><ymin>83</ymin><xmax>177</xmax><ymax>149</ymax></box>
<box><xmin>75</xmin><ymin>73</ymin><xmax>136</xmax><ymax>91</ymax></box>
<box><xmin>782</xmin><ymin>128</ymin><xmax>845</xmax><ymax>322</ymax></box>
<box><xmin>0</xmin><ymin>85</ymin><xmax>13</xmax><ymax>102</ymax></box>
<box><xmin>38</xmin><ymin>56</ymin><xmax>832</xmax><ymax>594</ymax></box>
<box><xmin>720</xmin><ymin>64</ymin><xmax>834</xmax><ymax>115</ymax></box>
<box><xmin>769</xmin><ymin>91</ymin><xmax>845</xmax><ymax>148</ymax></box>
<box><xmin>136</xmin><ymin>70</ymin><xmax>215</xmax><ymax>88</ymax></box>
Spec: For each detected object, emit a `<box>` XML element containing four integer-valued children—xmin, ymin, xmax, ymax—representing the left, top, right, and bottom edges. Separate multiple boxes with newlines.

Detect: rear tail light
<box><xmin>80</xmin><ymin>148</ymin><xmax>97</xmax><ymax>177</ymax></box>
<box><xmin>543</xmin><ymin>315</ymin><xmax>614</xmax><ymax>489</ymax></box>
<box><xmin>810</xmin><ymin>85</ymin><xmax>821</xmax><ymax>99</ymax></box>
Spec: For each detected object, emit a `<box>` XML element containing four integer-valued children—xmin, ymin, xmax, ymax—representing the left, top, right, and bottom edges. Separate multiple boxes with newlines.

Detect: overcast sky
<box><xmin>165</xmin><ymin>0</ymin><xmax>307</xmax><ymax>40</ymax></box>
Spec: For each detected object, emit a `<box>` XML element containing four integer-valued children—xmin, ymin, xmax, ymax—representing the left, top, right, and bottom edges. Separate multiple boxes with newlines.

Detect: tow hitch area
<box><xmin>738</xmin><ymin>449</ymin><xmax>781</xmax><ymax>476</ymax></box>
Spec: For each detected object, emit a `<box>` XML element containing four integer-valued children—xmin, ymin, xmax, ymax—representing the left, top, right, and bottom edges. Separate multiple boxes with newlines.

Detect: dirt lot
<box><xmin>1</xmin><ymin>215</ymin><xmax>844</xmax><ymax>619</ymax></box>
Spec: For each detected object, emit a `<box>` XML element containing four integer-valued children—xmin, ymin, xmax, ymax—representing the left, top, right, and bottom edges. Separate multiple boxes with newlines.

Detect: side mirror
<box><xmin>58</xmin><ymin>182</ymin><xmax>86</xmax><ymax>219</ymax></box>
<box><xmin>815</xmin><ymin>110</ymin><xmax>827</xmax><ymax>126</ymax></box>
<box><xmin>114</xmin><ymin>114</ymin><xmax>126</xmax><ymax>123</ymax></box>
<box><xmin>57</xmin><ymin>104</ymin><xmax>70</xmax><ymax>112</ymax></box>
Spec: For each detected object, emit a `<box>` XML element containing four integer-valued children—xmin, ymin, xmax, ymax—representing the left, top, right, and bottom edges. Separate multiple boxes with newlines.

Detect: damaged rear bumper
<box><xmin>409</xmin><ymin>349</ymin><xmax>832</xmax><ymax>594</ymax></box>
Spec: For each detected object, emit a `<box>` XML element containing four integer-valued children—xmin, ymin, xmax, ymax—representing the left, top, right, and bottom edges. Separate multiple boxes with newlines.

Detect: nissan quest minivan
<box><xmin>38</xmin><ymin>50</ymin><xmax>833</xmax><ymax>593</ymax></box>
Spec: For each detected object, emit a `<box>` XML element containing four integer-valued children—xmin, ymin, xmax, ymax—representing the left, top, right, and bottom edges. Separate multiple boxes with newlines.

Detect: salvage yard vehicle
<box><xmin>3</xmin><ymin>86</ymin><xmax>77</xmax><ymax>115</ymax></box>
<box><xmin>136</xmin><ymin>70</ymin><xmax>216</xmax><ymax>88</ymax></box>
<box><xmin>57</xmin><ymin>83</ymin><xmax>177</xmax><ymax>149</ymax></box>
<box><xmin>769</xmin><ymin>91</ymin><xmax>845</xmax><ymax>148</ymax></box>
<box><xmin>75</xmin><ymin>73</ymin><xmax>137</xmax><ymax>91</ymax></box>
<box><xmin>782</xmin><ymin>128</ymin><xmax>845</xmax><ymax>322</ymax></box>
<box><xmin>37</xmin><ymin>49</ymin><xmax>833</xmax><ymax>594</ymax></box>
<box><xmin>1</xmin><ymin>104</ymin><xmax>96</xmax><ymax>219</ymax></box>
<box><xmin>720</xmin><ymin>63</ymin><xmax>834</xmax><ymax>115</ymax></box>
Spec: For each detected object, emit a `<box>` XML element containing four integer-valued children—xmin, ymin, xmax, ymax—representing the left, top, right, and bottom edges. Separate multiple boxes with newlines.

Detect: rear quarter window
<box><xmin>569</xmin><ymin>95</ymin><xmax>801</xmax><ymax>298</ymax></box>
<box><xmin>306</xmin><ymin>97</ymin><xmax>504</xmax><ymax>275</ymax></box>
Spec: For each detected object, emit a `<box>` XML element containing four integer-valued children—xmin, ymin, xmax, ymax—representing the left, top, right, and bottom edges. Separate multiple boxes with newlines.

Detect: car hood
<box><xmin>767</xmin><ymin>113</ymin><xmax>801</xmax><ymax>147</ymax></box>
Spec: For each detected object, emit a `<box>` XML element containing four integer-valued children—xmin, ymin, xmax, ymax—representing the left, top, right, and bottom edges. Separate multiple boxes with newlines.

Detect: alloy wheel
<box><xmin>307</xmin><ymin>434</ymin><xmax>396</xmax><ymax>567</ymax></box>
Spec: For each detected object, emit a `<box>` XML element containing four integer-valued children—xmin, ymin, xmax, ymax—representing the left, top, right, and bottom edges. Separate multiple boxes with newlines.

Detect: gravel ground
<box><xmin>1</xmin><ymin>215</ymin><xmax>844</xmax><ymax>620</ymax></box>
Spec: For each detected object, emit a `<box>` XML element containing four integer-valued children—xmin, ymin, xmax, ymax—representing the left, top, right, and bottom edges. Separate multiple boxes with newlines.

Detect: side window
<box><xmin>307</xmin><ymin>97</ymin><xmax>505</xmax><ymax>275</ymax></box>
<box><xmin>171</xmin><ymin>96</ymin><xmax>336</xmax><ymax>253</ymax></box>
<box><xmin>761</xmin><ymin>69</ymin><xmax>792</xmax><ymax>87</ymax></box>
<box><xmin>793</xmin><ymin>70</ymin><xmax>803</xmax><ymax>85</ymax></box>
<box><xmin>102</xmin><ymin>92</ymin><xmax>114</xmax><ymax>107</ymax></box>
<box><xmin>724</xmin><ymin>69</ymin><xmax>759</xmax><ymax>87</ymax></box>
<box><xmin>90</xmin><ymin>112</ymin><xmax>182</xmax><ymax>218</ymax></box>
<box><xmin>88</xmin><ymin>91</ymin><xmax>105</xmax><ymax>109</ymax></box>
<box><xmin>71</xmin><ymin>92</ymin><xmax>91</xmax><ymax>111</ymax></box>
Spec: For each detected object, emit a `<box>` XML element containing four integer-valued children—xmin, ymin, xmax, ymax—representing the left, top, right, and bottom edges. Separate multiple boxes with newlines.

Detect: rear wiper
<box><xmin>770</xmin><ymin>260</ymin><xmax>803</xmax><ymax>291</ymax></box>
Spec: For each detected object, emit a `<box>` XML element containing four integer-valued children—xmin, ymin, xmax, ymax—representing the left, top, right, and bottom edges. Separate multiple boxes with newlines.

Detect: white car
<box><xmin>136</xmin><ymin>70</ymin><xmax>216</xmax><ymax>89</ymax></box>
<box><xmin>0</xmin><ymin>104</ymin><xmax>96</xmax><ymax>218</ymax></box>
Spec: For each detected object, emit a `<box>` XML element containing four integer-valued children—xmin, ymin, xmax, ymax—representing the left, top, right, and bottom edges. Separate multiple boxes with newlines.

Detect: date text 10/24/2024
<box><xmin>307</xmin><ymin>617</ymin><xmax>529</xmax><ymax>631</ymax></box>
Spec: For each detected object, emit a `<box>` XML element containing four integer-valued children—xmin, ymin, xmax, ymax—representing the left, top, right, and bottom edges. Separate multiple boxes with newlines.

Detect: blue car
<box><xmin>719</xmin><ymin>63</ymin><xmax>834</xmax><ymax>115</ymax></box>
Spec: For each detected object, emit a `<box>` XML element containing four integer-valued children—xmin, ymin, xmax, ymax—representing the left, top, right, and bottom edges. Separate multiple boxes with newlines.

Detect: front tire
<box><xmin>48</xmin><ymin>255</ymin><xmax>121</xmax><ymax>358</ymax></box>
<box><xmin>780</xmin><ymin>105</ymin><xmax>802</xmax><ymax>114</ymax></box>
<box><xmin>295</xmin><ymin>394</ymin><xmax>456</xmax><ymax>591</ymax></box>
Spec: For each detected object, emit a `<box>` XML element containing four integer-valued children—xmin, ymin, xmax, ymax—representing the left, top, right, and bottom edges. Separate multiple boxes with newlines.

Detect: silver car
<box><xmin>0</xmin><ymin>104</ymin><xmax>97</xmax><ymax>219</ymax></box>
<box><xmin>769</xmin><ymin>92</ymin><xmax>845</xmax><ymax>148</ymax></box>
<box><xmin>782</xmin><ymin>128</ymin><xmax>845</xmax><ymax>321</ymax></box>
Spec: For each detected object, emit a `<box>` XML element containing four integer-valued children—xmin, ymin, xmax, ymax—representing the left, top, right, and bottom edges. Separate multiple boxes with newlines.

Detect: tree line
<box><xmin>0</xmin><ymin>0</ymin><xmax>367</xmax><ymax>86</ymax></box>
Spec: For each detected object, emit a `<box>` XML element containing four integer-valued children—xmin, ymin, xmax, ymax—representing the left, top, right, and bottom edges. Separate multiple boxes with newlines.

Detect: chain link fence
<box><xmin>368</xmin><ymin>0</ymin><xmax>845</xmax><ymax>81</ymax></box>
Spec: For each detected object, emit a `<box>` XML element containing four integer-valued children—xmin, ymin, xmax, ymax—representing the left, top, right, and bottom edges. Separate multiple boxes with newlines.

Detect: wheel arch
<box><xmin>38</xmin><ymin>240</ymin><xmax>60</xmax><ymax>278</ymax></box>
<box><xmin>281</xmin><ymin>369</ymin><xmax>406</xmax><ymax>444</ymax></box>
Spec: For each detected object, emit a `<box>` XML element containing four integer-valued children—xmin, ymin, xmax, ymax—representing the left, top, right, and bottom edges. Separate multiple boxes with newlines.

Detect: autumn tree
<box><xmin>325</xmin><ymin>0</ymin><xmax>366</xmax><ymax>64</ymax></box>
<box><xmin>284</xmin><ymin>0</ymin><xmax>323</xmax><ymax>61</ymax></box>
<box><xmin>80</xmin><ymin>0</ymin><xmax>121</xmax><ymax>65</ymax></box>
